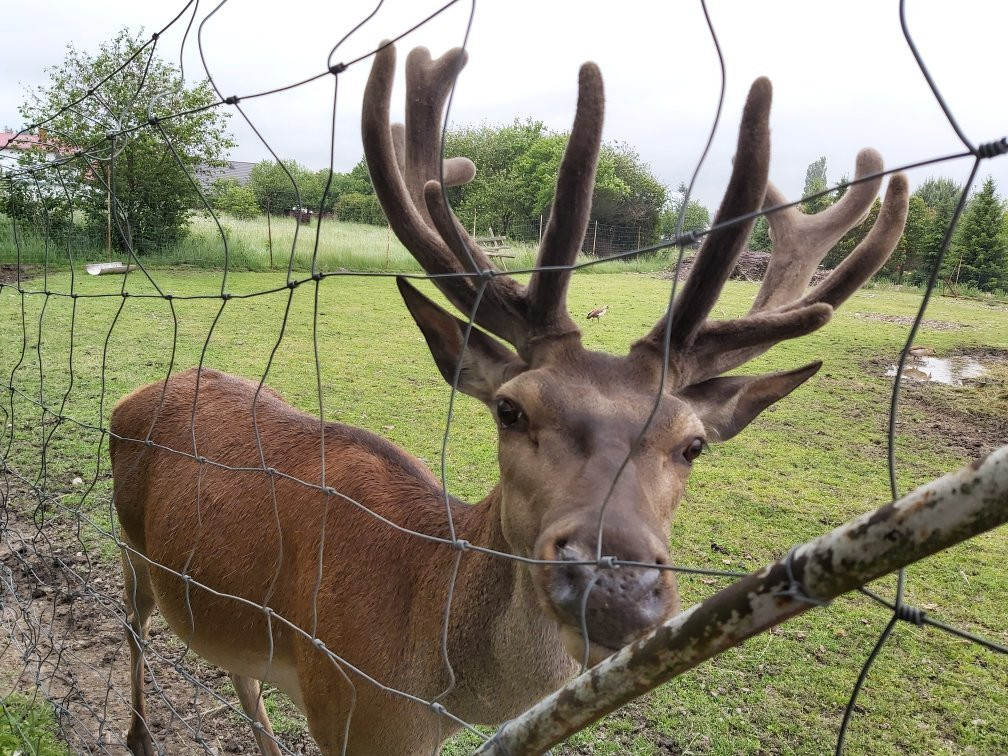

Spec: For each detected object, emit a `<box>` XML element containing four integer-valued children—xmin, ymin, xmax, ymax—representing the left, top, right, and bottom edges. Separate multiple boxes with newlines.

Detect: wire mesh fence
<box><xmin>1</xmin><ymin>1</ymin><xmax>1006</xmax><ymax>755</ymax></box>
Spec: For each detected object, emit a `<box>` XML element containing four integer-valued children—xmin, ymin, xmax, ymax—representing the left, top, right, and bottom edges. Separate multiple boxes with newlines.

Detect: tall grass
<box><xmin>0</xmin><ymin>210</ymin><xmax>675</xmax><ymax>276</ymax></box>
<box><xmin>183</xmin><ymin>212</ymin><xmax>676</xmax><ymax>275</ymax></box>
<box><xmin>866</xmin><ymin>274</ymin><xmax>1008</xmax><ymax>304</ymax></box>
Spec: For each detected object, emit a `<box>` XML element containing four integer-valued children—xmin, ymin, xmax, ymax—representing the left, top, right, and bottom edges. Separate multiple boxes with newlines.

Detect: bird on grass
<box><xmin>586</xmin><ymin>305</ymin><xmax>609</xmax><ymax>321</ymax></box>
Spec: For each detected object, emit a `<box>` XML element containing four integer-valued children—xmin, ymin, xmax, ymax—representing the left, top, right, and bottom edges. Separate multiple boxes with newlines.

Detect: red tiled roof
<box><xmin>0</xmin><ymin>131</ymin><xmax>66</xmax><ymax>153</ymax></box>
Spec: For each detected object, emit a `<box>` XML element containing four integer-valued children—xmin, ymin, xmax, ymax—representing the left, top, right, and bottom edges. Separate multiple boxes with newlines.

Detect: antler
<box><xmin>363</xmin><ymin>44</ymin><xmax>603</xmax><ymax>358</ymax></box>
<box><xmin>632</xmin><ymin>78</ymin><xmax>910</xmax><ymax>387</ymax></box>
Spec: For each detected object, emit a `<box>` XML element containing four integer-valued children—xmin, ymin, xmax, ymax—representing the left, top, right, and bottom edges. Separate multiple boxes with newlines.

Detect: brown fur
<box><xmin>111</xmin><ymin>368</ymin><xmax>578</xmax><ymax>753</ymax></box>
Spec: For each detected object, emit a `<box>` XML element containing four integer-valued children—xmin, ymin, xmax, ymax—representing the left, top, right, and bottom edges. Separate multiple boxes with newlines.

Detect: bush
<box><xmin>211</xmin><ymin>179</ymin><xmax>260</xmax><ymax>220</ymax></box>
<box><xmin>336</xmin><ymin>192</ymin><xmax>386</xmax><ymax>226</ymax></box>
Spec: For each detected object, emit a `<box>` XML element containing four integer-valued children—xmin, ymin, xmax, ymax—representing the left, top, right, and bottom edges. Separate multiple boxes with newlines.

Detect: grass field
<box><xmin>1</xmin><ymin>265</ymin><xmax>1006</xmax><ymax>754</ymax></box>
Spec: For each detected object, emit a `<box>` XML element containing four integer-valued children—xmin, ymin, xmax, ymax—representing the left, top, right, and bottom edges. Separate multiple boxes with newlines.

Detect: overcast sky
<box><xmin>1</xmin><ymin>0</ymin><xmax>1005</xmax><ymax>212</ymax></box>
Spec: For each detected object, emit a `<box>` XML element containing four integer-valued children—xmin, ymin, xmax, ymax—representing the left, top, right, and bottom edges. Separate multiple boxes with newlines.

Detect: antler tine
<box><xmin>362</xmin><ymin>44</ymin><xmax>464</xmax><ymax>279</ymax></box>
<box><xmin>794</xmin><ymin>172</ymin><xmax>910</xmax><ymax>310</ymax></box>
<box><xmin>687</xmin><ymin>171</ymin><xmax>910</xmax><ymax>382</ymax></box>
<box><xmin>633</xmin><ymin>77</ymin><xmax>772</xmax><ymax>364</ymax></box>
<box><xmin>524</xmin><ymin>63</ymin><xmax>605</xmax><ymax>338</ymax></box>
<box><xmin>630</xmin><ymin>78</ymin><xmax>909</xmax><ymax>390</ymax></box>
<box><xmin>402</xmin><ymin>47</ymin><xmax>473</xmax><ymax>218</ymax></box>
<box><xmin>753</xmin><ymin>148</ymin><xmax>884</xmax><ymax>311</ymax></box>
<box><xmin>363</xmin><ymin>43</ymin><xmax>527</xmax><ymax>346</ymax></box>
<box><xmin>423</xmin><ymin>181</ymin><xmax>530</xmax><ymax>345</ymax></box>
<box><xmin>402</xmin><ymin>47</ymin><xmax>507</xmax><ymax>280</ymax></box>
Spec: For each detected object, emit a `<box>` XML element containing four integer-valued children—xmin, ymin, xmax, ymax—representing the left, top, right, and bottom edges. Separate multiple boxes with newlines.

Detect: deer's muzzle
<box><xmin>534</xmin><ymin>530</ymin><xmax>679</xmax><ymax>661</ymax></box>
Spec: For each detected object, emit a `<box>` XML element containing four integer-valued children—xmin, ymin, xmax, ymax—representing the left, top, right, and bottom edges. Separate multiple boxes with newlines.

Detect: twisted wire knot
<box><xmin>976</xmin><ymin>138</ymin><xmax>1008</xmax><ymax>159</ymax></box>
<box><xmin>895</xmin><ymin>603</ymin><xmax>926</xmax><ymax>626</ymax></box>
<box><xmin>772</xmin><ymin>546</ymin><xmax>830</xmax><ymax>607</ymax></box>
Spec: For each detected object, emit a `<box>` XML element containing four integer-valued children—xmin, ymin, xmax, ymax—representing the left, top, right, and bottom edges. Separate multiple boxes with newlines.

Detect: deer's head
<box><xmin>363</xmin><ymin>45</ymin><xmax>908</xmax><ymax>664</ymax></box>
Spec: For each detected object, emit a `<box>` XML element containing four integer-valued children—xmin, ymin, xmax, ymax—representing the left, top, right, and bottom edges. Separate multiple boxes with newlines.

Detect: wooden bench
<box><xmin>475</xmin><ymin>235</ymin><xmax>516</xmax><ymax>269</ymax></box>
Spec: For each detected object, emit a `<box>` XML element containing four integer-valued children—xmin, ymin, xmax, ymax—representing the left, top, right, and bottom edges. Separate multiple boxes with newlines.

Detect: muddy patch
<box><xmin>885</xmin><ymin>355</ymin><xmax>986</xmax><ymax>386</ymax></box>
<box><xmin>0</xmin><ymin>264</ymin><xmax>31</xmax><ymax>287</ymax></box>
<box><xmin>853</xmin><ymin>312</ymin><xmax>966</xmax><ymax>331</ymax></box>
<box><xmin>866</xmin><ymin>348</ymin><xmax>1008</xmax><ymax>458</ymax></box>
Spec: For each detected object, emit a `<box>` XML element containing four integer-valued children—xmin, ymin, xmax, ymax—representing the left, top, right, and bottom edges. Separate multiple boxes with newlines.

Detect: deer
<box><xmin>108</xmin><ymin>43</ymin><xmax>909</xmax><ymax>756</ymax></box>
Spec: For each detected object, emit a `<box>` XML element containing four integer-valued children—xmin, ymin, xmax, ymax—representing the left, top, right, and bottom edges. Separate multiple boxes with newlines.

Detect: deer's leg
<box><xmin>230</xmin><ymin>675</ymin><xmax>282</xmax><ymax>756</ymax></box>
<box><xmin>121</xmin><ymin>548</ymin><xmax>157</xmax><ymax>756</ymax></box>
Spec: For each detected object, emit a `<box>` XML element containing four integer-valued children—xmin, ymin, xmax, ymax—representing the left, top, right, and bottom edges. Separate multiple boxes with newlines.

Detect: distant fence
<box><xmin>467</xmin><ymin>213</ymin><xmax>658</xmax><ymax>256</ymax></box>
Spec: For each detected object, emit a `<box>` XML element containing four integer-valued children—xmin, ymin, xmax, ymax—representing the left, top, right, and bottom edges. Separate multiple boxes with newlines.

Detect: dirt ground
<box><xmin>0</xmin><ymin>487</ymin><xmax>320</xmax><ymax>755</ymax></box>
<box><xmin>865</xmin><ymin>346</ymin><xmax>1008</xmax><ymax>459</ymax></box>
<box><xmin>0</xmin><ymin>265</ymin><xmax>26</xmax><ymax>286</ymax></box>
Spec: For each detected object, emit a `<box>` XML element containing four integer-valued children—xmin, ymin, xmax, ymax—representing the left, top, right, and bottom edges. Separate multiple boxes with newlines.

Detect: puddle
<box><xmin>885</xmin><ymin>356</ymin><xmax>986</xmax><ymax>386</ymax></box>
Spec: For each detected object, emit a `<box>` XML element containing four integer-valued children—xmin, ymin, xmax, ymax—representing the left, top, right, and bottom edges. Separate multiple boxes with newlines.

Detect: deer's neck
<box><xmin>437</xmin><ymin>486</ymin><xmax>577</xmax><ymax>723</ymax></box>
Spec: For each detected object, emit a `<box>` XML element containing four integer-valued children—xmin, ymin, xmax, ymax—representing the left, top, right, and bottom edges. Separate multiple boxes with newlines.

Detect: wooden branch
<box><xmin>476</xmin><ymin>444</ymin><xmax>1008</xmax><ymax>755</ymax></box>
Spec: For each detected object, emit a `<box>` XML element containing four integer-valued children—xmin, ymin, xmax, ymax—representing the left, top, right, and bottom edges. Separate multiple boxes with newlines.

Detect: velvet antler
<box><xmin>632</xmin><ymin>79</ymin><xmax>909</xmax><ymax>387</ymax></box>
<box><xmin>363</xmin><ymin>43</ymin><xmax>605</xmax><ymax>359</ymax></box>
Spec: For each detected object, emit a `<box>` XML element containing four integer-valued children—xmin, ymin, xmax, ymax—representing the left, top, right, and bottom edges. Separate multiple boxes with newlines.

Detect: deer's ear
<box><xmin>397</xmin><ymin>278</ymin><xmax>525</xmax><ymax>403</ymax></box>
<box><xmin>679</xmin><ymin>361</ymin><xmax>822</xmax><ymax>442</ymax></box>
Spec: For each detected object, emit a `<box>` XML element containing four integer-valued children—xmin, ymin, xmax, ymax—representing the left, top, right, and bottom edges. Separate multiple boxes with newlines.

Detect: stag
<box><xmin>109</xmin><ymin>44</ymin><xmax>908</xmax><ymax>755</ymax></box>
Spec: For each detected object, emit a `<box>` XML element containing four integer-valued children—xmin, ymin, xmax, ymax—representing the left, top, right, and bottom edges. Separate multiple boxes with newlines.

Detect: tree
<box><xmin>444</xmin><ymin>119</ymin><xmax>547</xmax><ymax>233</ymax></box>
<box><xmin>18</xmin><ymin>29</ymin><xmax>233</xmax><ymax>252</ymax></box>
<box><xmin>510</xmin><ymin>133</ymin><xmax>568</xmax><ymax>222</ymax></box>
<box><xmin>946</xmin><ymin>177</ymin><xmax>1007</xmax><ymax>292</ymax></box>
<box><xmin>210</xmin><ymin>178</ymin><xmax>259</xmax><ymax>220</ymax></box>
<box><xmin>340</xmin><ymin>160</ymin><xmax>376</xmax><ymax>197</ymax></box>
<box><xmin>801</xmin><ymin>156</ymin><xmax>832</xmax><ymax>215</ymax></box>
<box><xmin>248</xmin><ymin>160</ymin><xmax>362</xmax><ymax>216</ymax></box>
<box><xmin>335</xmin><ymin>191</ymin><xmax>385</xmax><ymax>226</ymax></box>
<box><xmin>882</xmin><ymin>194</ymin><xmax>929</xmax><ymax>283</ymax></box>
<box><xmin>314</xmin><ymin>167</ymin><xmax>359</xmax><ymax>213</ymax></box>
<box><xmin>248</xmin><ymin>159</ymin><xmax>303</xmax><ymax>215</ymax></box>
<box><xmin>443</xmin><ymin>121</ymin><xmax>667</xmax><ymax>246</ymax></box>
<box><xmin>748</xmin><ymin>216</ymin><xmax>771</xmax><ymax>252</ymax></box>
<box><xmin>909</xmin><ymin>176</ymin><xmax>961</xmax><ymax>285</ymax></box>
<box><xmin>659</xmin><ymin>183</ymin><xmax>710</xmax><ymax>244</ymax></box>
<box><xmin>599</xmin><ymin>142</ymin><xmax>667</xmax><ymax>243</ymax></box>
<box><xmin>2</xmin><ymin>165</ymin><xmax>77</xmax><ymax>238</ymax></box>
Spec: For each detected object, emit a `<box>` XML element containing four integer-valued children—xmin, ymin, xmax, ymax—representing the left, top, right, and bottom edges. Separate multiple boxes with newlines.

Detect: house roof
<box><xmin>0</xmin><ymin>130</ymin><xmax>65</xmax><ymax>153</ymax></box>
<box><xmin>197</xmin><ymin>160</ymin><xmax>256</xmax><ymax>189</ymax></box>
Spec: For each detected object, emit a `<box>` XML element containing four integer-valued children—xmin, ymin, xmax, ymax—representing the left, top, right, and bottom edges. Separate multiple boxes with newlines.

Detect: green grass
<box><xmin>0</xmin><ymin>694</ymin><xmax>69</xmax><ymax>756</ymax></box>
<box><xmin>1</xmin><ymin>268</ymin><xmax>1006</xmax><ymax>754</ymax></box>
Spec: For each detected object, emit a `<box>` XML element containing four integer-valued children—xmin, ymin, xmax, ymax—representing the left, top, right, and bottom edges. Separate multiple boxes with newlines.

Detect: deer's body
<box><xmin>111</xmin><ymin>42</ymin><xmax>909</xmax><ymax>756</ymax></box>
<box><xmin>111</xmin><ymin>367</ymin><xmax>578</xmax><ymax>753</ymax></box>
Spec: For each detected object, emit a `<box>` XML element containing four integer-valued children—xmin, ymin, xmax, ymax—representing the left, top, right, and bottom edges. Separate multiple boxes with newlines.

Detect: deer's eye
<box><xmin>495</xmin><ymin>398</ymin><xmax>524</xmax><ymax>428</ymax></box>
<box><xmin>683</xmin><ymin>437</ymin><xmax>705</xmax><ymax>462</ymax></box>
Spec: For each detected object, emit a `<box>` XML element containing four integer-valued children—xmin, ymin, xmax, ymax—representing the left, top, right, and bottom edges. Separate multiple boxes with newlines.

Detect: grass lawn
<box><xmin>1</xmin><ymin>266</ymin><xmax>1006</xmax><ymax>754</ymax></box>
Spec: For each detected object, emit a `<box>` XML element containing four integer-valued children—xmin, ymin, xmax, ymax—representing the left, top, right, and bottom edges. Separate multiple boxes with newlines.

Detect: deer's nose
<box><xmin>535</xmin><ymin>525</ymin><xmax>677</xmax><ymax>651</ymax></box>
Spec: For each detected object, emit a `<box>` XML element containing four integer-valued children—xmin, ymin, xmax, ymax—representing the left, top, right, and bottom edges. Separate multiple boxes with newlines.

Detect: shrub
<box><xmin>211</xmin><ymin>178</ymin><xmax>260</xmax><ymax>220</ymax></box>
<box><xmin>336</xmin><ymin>192</ymin><xmax>386</xmax><ymax>226</ymax></box>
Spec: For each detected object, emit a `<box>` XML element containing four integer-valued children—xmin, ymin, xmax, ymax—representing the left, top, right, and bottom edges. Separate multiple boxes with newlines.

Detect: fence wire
<box><xmin>0</xmin><ymin>1</ymin><xmax>1006</xmax><ymax>755</ymax></box>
